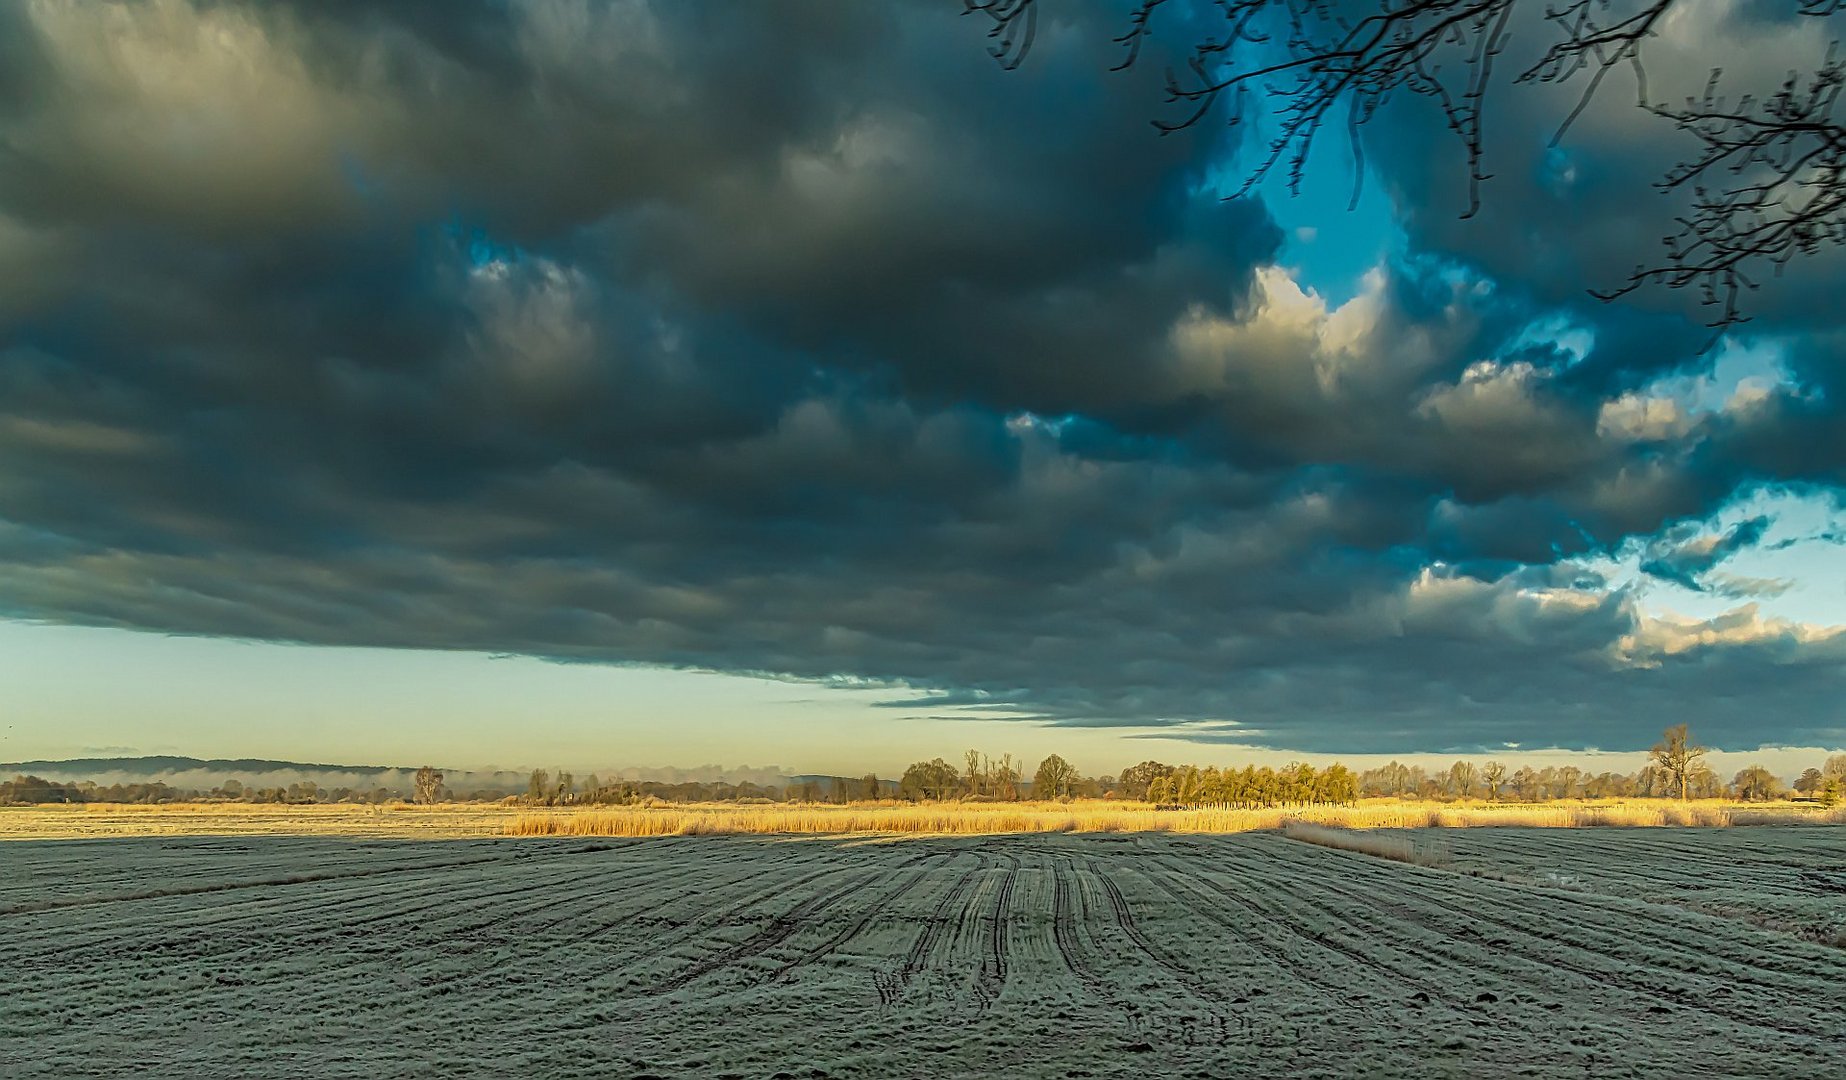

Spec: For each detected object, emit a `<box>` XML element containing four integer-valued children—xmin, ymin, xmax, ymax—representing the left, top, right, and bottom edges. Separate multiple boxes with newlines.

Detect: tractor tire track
<box><xmin>973</xmin><ymin>853</ymin><xmax>1019</xmax><ymax>1010</ymax></box>
<box><xmin>1049</xmin><ymin>858</ymin><xmax>1097</xmax><ymax>989</ymax></box>
<box><xmin>1255</xmin><ymin>836</ymin><xmax>1834</xmax><ymax>1043</ymax></box>
<box><xmin>761</xmin><ymin>867</ymin><xmax>928</xmax><ymax>986</ymax></box>
<box><xmin>653</xmin><ymin>864</ymin><xmax>875</xmax><ymax>993</ymax></box>
<box><xmin>876</xmin><ymin>851</ymin><xmax>983</xmax><ymax>1007</ymax></box>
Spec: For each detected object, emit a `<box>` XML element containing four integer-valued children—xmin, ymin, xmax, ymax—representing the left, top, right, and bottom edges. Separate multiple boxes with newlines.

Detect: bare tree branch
<box><xmin>965</xmin><ymin>0</ymin><xmax>1846</xmax><ymax>327</ymax></box>
<box><xmin>962</xmin><ymin>0</ymin><xmax>1039</xmax><ymax>70</ymax></box>
<box><xmin>1597</xmin><ymin>46</ymin><xmax>1846</xmax><ymax>327</ymax></box>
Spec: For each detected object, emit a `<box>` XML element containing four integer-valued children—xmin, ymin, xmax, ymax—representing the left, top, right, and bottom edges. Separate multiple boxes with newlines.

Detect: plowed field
<box><xmin>4</xmin><ymin>829</ymin><xmax>1842</xmax><ymax>1077</ymax></box>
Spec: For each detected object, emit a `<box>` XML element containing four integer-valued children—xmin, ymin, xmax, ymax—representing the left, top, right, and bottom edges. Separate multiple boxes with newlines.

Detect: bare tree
<box><xmin>1729</xmin><ymin>764</ymin><xmax>1784</xmax><ymax>801</ymax></box>
<box><xmin>1687</xmin><ymin>763</ymin><xmax>1724</xmax><ymax>799</ymax></box>
<box><xmin>1824</xmin><ymin>760</ymin><xmax>1846</xmax><ymax>805</ymax></box>
<box><xmin>413</xmin><ymin>766</ymin><xmax>443</xmax><ymax>806</ymax></box>
<box><xmin>1032</xmin><ymin>753</ymin><xmax>1081</xmax><ymax>799</ymax></box>
<box><xmin>993</xmin><ymin>753</ymin><xmax>1022</xmax><ymax>800</ymax></box>
<box><xmin>1649</xmin><ymin>723</ymin><xmax>1708</xmax><ymax>800</ymax></box>
<box><xmin>966</xmin><ymin>0</ymin><xmax>1846</xmax><ymax>327</ymax></box>
<box><xmin>965</xmin><ymin>749</ymin><xmax>988</xmax><ymax>797</ymax></box>
<box><xmin>1481</xmin><ymin>760</ymin><xmax>1507</xmax><ymax>801</ymax></box>
<box><xmin>899</xmin><ymin>758</ymin><xmax>962</xmax><ymax>801</ymax></box>
<box><xmin>1447</xmin><ymin>760</ymin><xmax>1477</xmax><ymax>800</ymax></box>
<box><xmin>1597</xmin><ymin>43</ymin><xmax>1846</xmax><ymax>326</ymax></box>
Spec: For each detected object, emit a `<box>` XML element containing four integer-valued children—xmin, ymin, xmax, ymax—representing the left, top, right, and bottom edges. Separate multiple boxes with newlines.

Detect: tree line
<box><xmin>1351</xmin><ymin>727</ymin><xmax>1845</xmax><ymax>805</ymax></box>
<box><xmin>5</xmin><ymin>727</ymin><xmax>1841</xmax><ymax>807</ymax></box>
<box><xmin>0</xmin><ymin>776</ymin><xmax>427</xmax><ymax>806</ymax></box>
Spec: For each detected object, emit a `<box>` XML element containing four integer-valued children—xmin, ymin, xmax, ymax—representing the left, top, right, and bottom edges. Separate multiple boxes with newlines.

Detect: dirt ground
<box><xmin>4</xmin><ymin>829</ymin><xmax>1842</xmax><ymax>1078</ymax></box>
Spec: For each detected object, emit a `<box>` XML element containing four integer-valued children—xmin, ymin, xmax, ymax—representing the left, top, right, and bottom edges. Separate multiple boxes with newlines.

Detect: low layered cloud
<box><xmin>1</xmin><ymin>0</ymin><xmax>1842</xmax><ymax>753</ymax></box>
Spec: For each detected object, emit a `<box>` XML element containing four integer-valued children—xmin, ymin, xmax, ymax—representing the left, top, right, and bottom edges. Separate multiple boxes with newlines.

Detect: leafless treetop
<box><xmin>966</xmin><ymin>0</ymin><xmax>1845</xmax><ymax>328</ymax></box>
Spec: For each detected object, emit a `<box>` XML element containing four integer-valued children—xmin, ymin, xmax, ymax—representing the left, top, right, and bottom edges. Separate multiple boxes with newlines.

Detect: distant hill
<box><xmin>1</xmin><ymin>757</ymin><xmax>906</xmax><ymax>804</ymax></box>
<box><xmin>0</xmin><ymin>756</ymin><xmax>501</xmax><ymax>797</ymax></box>
<box><xmin>1</xmin><ymin>757</ymin><xmax>821</xmax><ymax>791</ymax></box>
<box><xmin>1</xmin><ymin>756</ymin><xmax>406</xmax><ymax>776</ymax></box>
<box><xmin>787</xmin><ymin>774</ymin><xmax>900</xmax><ymax>795</ymax></box>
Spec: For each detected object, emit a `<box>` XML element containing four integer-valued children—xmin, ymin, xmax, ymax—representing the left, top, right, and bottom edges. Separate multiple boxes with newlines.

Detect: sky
<box><xmin>1</xmin><ymin>0</ymin><xmax>1843</xmax><ymax>775</ymax></box>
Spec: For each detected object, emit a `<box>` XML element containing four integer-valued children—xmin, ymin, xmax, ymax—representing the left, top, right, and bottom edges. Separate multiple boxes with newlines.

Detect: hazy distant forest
<box><xmin>5</xmin><ymin>726</ymin><xmax>1842</xmax><ymax>809</ymax></box>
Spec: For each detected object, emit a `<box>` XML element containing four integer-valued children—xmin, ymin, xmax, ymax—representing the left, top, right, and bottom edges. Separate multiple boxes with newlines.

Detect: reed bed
<box><xmin>503</xmin><ymin>798</ymin><xmax>1839</xmax><ymax>837</ymax></box>
<box><xmin>0</xmin><ymin>802</ymin><xmax>512</xmax><ymax>839</ymax></box>
<box><xmin>4</xmin><ymin>797</ymin><xmax>1835</xmax><ymax>840</ymax></box>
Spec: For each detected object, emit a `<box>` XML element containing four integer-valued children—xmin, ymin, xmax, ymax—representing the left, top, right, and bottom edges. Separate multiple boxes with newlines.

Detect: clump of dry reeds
<box><xmin>1279</xmin><ymin>821</ymin><xmax>1451</xmax><ymax>866</ymax></box>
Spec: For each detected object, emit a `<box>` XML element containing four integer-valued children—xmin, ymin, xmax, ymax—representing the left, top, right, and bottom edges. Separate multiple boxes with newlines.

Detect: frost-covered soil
<box><xmin>4</xmin><ymin>831</ymin><xmax>1843</xmax><ymax>1078</ymax></box>
<box><xmin>1430</xmin><ymin>825</ymin><xmax>1846</xmax><ymax>947</ymax></box>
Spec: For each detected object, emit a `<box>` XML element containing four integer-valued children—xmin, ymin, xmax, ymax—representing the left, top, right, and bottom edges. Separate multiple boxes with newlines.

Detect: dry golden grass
<box><xmin>2</xmin><ymin>797</ymin><xmax>1837</xmax><ymax>840</ymax></box>
<box><xmin>0</xmin><ymin>802</ymin><xmax>514</xmax><ymax>840</ymax></box>
<box><xmin>503</xmin><ymin>798</ymin><xmax>1842</xmax><ymax>837</ymax></box>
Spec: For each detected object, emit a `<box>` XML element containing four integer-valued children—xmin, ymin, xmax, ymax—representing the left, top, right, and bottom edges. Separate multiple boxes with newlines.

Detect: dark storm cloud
<box><xmin>1355</xmin><ymin>0</ymin><xmax>1846</xmax><ymax>333</ymax></box>
<box><xmin>1</xmin><ymin>0</ymin><xmax>1842</xmax><ymax>754</ymax></box>
<box><xmin>1343</xmin><ymin>0</ymin><xmax>1846</xmax><ymax>454</ymax></box>
<box><xmin>1333</xmin><ymin>0</ymin><xmax>1846</xmax><ymax>583</ymax></box>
